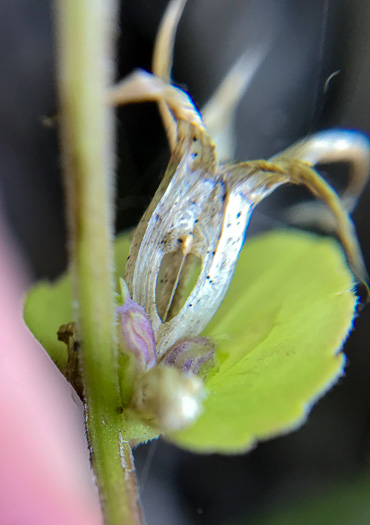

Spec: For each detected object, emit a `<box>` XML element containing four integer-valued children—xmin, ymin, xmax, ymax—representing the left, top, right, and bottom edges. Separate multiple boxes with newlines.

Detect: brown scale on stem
<box><xmin>57</xmin><ymin>322</ymin><xmax>84</xmax><ymax>399</ymax></box>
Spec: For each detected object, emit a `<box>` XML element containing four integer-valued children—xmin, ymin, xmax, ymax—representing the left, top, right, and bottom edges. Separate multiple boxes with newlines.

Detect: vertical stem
<box><xmin>56</xmin><ymin>1</ymin><xmax>143</xmax><ymax>523</ymax></box>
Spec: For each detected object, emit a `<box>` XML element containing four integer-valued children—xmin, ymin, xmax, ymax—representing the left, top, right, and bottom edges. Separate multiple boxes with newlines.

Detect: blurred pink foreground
<box><xmin>0</xmin><ymin>206</ymin><xmax>102</xmax><ymax>525</ymax></box>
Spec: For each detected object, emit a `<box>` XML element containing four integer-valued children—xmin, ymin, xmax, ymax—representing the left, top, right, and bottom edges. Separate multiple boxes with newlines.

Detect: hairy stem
<box><xmin>56</xmin><ymin>1</ymin><xmax>143</xmax><ymax>523</ymax></box>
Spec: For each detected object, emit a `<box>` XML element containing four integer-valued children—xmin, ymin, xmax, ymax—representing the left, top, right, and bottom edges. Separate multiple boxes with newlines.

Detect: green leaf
<box><xmin>24</xmin><ymin>229</ymin><xmax>357</xmax><ymax>451</ymax></box>
<box><xmin>168</xmin><ymin>230</ymin><xmax>356</xmax><ymax>453</ymax></box>
<box><xmin>24</xmin><ymin>272</ymin><xmax>73</xmax><ymax>371</ymax></box>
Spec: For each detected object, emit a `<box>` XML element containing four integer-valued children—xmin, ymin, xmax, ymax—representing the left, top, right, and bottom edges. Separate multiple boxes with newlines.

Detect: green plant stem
<box><xmin>56</xmin><ymin>1</ymin><xmax>143</xmax><ymax>523</ymax></box>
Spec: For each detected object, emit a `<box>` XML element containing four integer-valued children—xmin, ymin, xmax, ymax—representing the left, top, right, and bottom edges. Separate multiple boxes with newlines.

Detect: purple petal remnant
<box><xmin>117</xmin><ymin>290</ymin><xmax>157</xmax><ymax>373</ymax></box>
<box><xmin>161</xmin><ymin>336</ymin><xmax>215</xmax><ymax>375</ymax></box>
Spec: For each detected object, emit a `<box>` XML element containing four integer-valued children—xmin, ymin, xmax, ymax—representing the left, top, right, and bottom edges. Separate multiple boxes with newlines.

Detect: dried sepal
<box><xmin>272</xmin><ymin>130</ymin><xmax>370</xmax><ymax>212</ymax></box>
<box><xmin>202</xmin><ymin>48</ymin><xmax>268</xmax><ymax>162</ymax></box>
<box><xmin>152</xmin><ymin>0</ymin><xmax>187</xmax><ymax>150</ymax></box>
<box><xmin>220</xmin><ymin>158</ymin><xmax>368</xmax><ymax>284</ymax></box>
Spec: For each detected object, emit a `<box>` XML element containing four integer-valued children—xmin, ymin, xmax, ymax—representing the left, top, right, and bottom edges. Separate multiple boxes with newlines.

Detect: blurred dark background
<box><xmin>1</xmin><ymin>0</ymin><xmax>369</xmax><ymax>523</ymax></box>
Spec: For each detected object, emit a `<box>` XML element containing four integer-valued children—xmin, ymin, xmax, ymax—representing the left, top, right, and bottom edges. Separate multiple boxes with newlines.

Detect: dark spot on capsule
<box><xmin>178</xmin><ymin>238</ymin><xmax>183</xmax><ymax>243</ymax></box>
<box><xmin>117</xmin><ymin>406</ymin><xmax>124</xmax><ymax>414</ymax></box>
<box><xmin>127</xmin><ymin>255</ymin><xmax>130</xmax><ymax>260</ymax></box>
<box><xmin>212</xmin><ymin>251</ymin><xmax>215</xmax><ymax>255</ymax></box>
<box><xmin>206</xmin><ymin>275</ymin><xmax>210</xmax><ymax>279</ymax></box>
<box><xmin>237</xmin><ymin>211</ymin><xmax>241</xmax><ymax>218</ymax></box>
<box><xmin>191</xmin><ymin>201</ymin><xmax>197</xmax><ymax>205</ymax></box>
<box><xmin>193</xmin><ymin>136</ymin><xmax>197</xmax><ymax>142</ymax></box>
<box><xmin>189</xmin><ymin>303</ymin><xmax>193</xmax><ymax>307</ymax></box>
<box><xmin>195</xmin><ymin>219</ymin><xmax>199</xmax><ymax>223</ymax></box>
